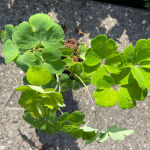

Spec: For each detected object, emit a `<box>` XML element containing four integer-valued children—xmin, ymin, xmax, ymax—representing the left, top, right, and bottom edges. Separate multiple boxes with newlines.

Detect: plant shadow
<box><xmin>35</xmin><ymin>90</ymin><xmax>80</xmax><ymax>150</ymax></box>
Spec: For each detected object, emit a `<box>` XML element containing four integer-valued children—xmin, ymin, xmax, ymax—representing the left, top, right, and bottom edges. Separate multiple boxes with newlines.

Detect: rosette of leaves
<box><xmin>83</xmin><ymin>34</ymin><xmax>149</xmax><ymax>109</ymax></box>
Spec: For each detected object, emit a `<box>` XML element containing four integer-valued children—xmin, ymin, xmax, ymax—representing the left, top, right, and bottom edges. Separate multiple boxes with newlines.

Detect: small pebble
<box><xmin>88</xmin><ymin>16</ymin><xmax>93</xmax><ymax>19</ymax></box>
<box><xmin>142</xmin><ymin>20</ymin><xmax>146</xmax><ymax>25</ymax></box>
<box><xmin>74</xmin><ymin>12</ymin><xmax>77</xmax><ymax>15</ymax></box>
<box><xmin>36</xmin><ymin>7</ymin><xmax>40</xmax><ymax>11</ymax></box>
<box><xmin>0</xmin><ymin>146</ymin><xmax>5</xmax><ymax>150</ymax></box>
<box><xmin>106</xmin><ymin>4</ymin><xmax>111</xmax><ymax>10</ymax></box>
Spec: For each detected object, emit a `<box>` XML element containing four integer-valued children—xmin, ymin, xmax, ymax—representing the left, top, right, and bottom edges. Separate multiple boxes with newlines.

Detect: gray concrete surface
<box><xmin>0</xmin><ymin>0</ymin><xmax>150</xmax><ymax>149</ymax></box>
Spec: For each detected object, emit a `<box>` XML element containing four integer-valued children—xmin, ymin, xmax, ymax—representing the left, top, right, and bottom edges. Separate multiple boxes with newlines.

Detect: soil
<box><xmin>64</xmin><ymin>38</ymin><xmax>83</xmax><ymax>62</ymax></box>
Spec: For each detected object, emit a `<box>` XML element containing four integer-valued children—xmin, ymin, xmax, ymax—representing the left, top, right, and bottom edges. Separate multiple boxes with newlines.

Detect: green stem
<box><xmin>74</xmin><ymin>74</ymin><xmax>107</xmax><ymax>128</ymax></box>
<box><xmin>55</xmin><ymin>75</ymin><xmax>59</xmax><ymax>91</ymax></box>
<box><xmin>58</xmin><ymin>108</ymin><xmax>63</xmax><ymax>115</ymax></box>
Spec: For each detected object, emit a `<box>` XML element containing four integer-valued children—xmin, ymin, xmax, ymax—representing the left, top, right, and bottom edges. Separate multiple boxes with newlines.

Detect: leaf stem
<box><xmin>74</xmin><ymin>74</ymin><xmax>108</xmax><ymax>128</ymax></box>
<box><xmin>55</xmin><ymin>75</ymin><xmax>59</xmax><ymax>91</ymax></box>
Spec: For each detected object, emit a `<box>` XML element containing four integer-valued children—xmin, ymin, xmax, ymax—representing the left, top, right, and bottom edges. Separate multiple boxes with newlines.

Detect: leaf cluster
<box><xmin>1</xmin><ymin>13</ymin><xmax>143</xmax><ymax>145</ymax></box>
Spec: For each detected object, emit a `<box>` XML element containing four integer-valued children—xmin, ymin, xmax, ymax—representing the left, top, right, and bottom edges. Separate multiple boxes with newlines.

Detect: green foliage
<box><xmin>99</xmin><ymin>125</ymin><xmax>134</xmax><ymax>142</ymax></box>
<box><xmin>4</xmin><ymin>13</ymin><xmax>150</xmax><ymax>145</ymax></box>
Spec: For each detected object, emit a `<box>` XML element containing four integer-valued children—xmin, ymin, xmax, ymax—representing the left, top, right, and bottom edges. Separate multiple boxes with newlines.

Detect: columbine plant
<box><xmin>2</xmin><ymin>13</ymin><xmax>150</xmax><ymax>145</ymax></box>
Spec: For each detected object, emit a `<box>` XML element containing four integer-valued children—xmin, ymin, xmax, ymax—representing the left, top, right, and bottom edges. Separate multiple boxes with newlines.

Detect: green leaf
<box><xmin>93</xmin><ymin>88</ymin><xmax>116</xmax><ymax>107</ymax></box>
<box><xmin>63</xmin><ymin>57</ymin><xmax>74</xmax><ymax>67</ymax></box>
<box><xmin>82</xmin><ymin>63</ymin><xmax>99</xmax><ymax>77</ymax></box>
<box><xmin>85</xmin><ymin>133</ymin><xmax>100</xmax><ymax>145</ymax></box>
<box><xmin>15</xmin><ymin>52</ymin><xmax>37</xmax><ymax>72</ymax></box>
<box><xmin>84</xmin><ymin>48</ymin><xmax>100</xmax><ymax>66</ymax></box>
<box><xmin>91</xmin><ymin>34</ymin><xmax>117</xmax><ymax>59</ymax></box>
<box><xmin>78</xmin><ymin>43</ymin><xmax>88</xmax><ymax>60</ymax></box>
<box><xmin>29</xmin><ymin>13</ymin><xmax>54</xmax><ymax>32</ymax></box>
<box><xmin>125</xmin><ymin>77</ymin><xmax>147</xmax><ymax>101</ymax></box>
<box><xmin>121</xmin><ymin>45</ymin><xmax>134</xmax><ymax>65</ymax></box>
<box><xmin>1</xmin><ymin>24</ymin><xmax>16</xmax><ymax>44</ymax></box>
<box><xmin>41</xmin><ymin>23</ymin><xmax>64</xmax><ymax>48</ymax></box>
<box><xmin>80</xmin><ymin>126</ymin><xmax>98</xmax><ymax>132</ymax></box>
<box><xmin>117</xmin><ymin>87</ymin><xmax>136</xmax><ymax>109</ymax></box>
<box><xmin>105</xmin><ymin>52</ymin><xmax>121</xmax><ymax>65</ymax></box>
<box><xmin>12</xmin><ymin>22</ymin><xmax>39</xmax><ymax>49</ymax></box>
<box><xmin>26</xmin><ymin>65</ymin><xmax>51</xmax><ymax>85</ymax></box>
<box><xmin>16</xmin><ymin>85</ymin><xmax>44</xmax><ymax>93</ymax></box>
<box><xmin>61</xmin><ymin>47</ymin><xmax>74</xmax><ymax>57</ymax></box>
<box><xmin>81</xmin><ymin>127</ymin><xmax>98</xmax><ymax>140</ymax></box>
<box><xmin>68</xmin><ymin>111</ymin><xmax>85</xmax><ymax>124</ymax></box>
<box><xmin>2</xmin><ymin>39</ymin><xmax>19</xmax><ymax>64</ymax></box>
<box><xmin>69</xmin><ymin>63</ymin><xmax>82</xmax><ymax>76</ymax></box>
<box><xmin>41</xmin><ymin>92</ymin><xmax>64</xmax><ymax>108</ymax></box>
<box><xmin>107</xmin><ymin>125</ymin><xmax>134</xmax><ymax>140</ymax></box>
<box><xmin>133</xmin><ymin>39</ymin><xmax>150</xmax><ymax>64</ymax></box>
<box><xmin>105</xmin><ymin>65</ymin><xmax>122</xmax><ymax>74</ymax></box>
<box><xmin>91</xmin><ymin>66</ymin><xmax>108</xmax><ymax>86</ymax></box>
<box><xmin>63</xmin><ymin>125</ymin><xmax>82</xmax><ymax>138</ymax></box>
<box><xmin>111</xmin><ymin>68</ymin><xmax>131</xmax><ymax>85</ymax></box>
<box><xmin>42</xmin><ymin>60</ymin><xmax>66</xmax><ymax>75</ymax></box>
<box><xmin>42</xmin><ymin>47</ymin><xmax>62</xmax><ymax>61</ymax></box>
<box><xmin>99</xmin><ymin>125</ymin><xmax>134</xmax><ymax>142</ymax></box>
<box><xmin>96</xmin><ymin>76</ymin><xmax>114</xmax><ymax>89</ymax></box>
<box><xmin>131</xmin><ymin>66</ymin><xmax>150</xmax><ymax>90</ymax></box>
<box><xmin>99</xmin><ymin>133</ymin><xmax>109</xmax><ymax>143</ymax></box>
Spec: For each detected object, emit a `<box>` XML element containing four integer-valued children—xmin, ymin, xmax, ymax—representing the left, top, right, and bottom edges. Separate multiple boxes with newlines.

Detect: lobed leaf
<box><xmin>2</xmin><ymin>39</ymin><xmax>19</xmax><ymax>64</ymax></box>
<box><xmin>93</xmin><ymin>88</ymin><xmax>116</xmax><ymax>107</ymax></box>
<box><xmin>91</xmin><ymin>34</ymin><xmax>117</xmax><ymax>59</ymax></box>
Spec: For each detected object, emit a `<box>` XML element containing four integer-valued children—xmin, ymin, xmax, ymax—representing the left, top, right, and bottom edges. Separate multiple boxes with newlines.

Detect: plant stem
<box><xmin>58</xmin><ymin>108</ymin><xmax>63</xmax><ymax>115</ymax></box>
<box><xmin>55</xmin><ymin>75</ymin><xmax>59</xmax><ymax>91</ymax></box>
<box><xmin>74</xmin><ymin>74</ymin><xmax>108</xmax><ymax>128</ymax></box>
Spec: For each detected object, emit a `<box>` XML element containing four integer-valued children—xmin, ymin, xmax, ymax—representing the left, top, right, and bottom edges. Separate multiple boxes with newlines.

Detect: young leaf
<box><xmin>91</xmin><ymin>34</ymin><xmax>117</xmax><ymax>59</ymax></box>
<box><xmin>84</xmin><ymin>48</ymin><xmax>100</xmax><ymax>66</ymax></box>
<box><xmin>121</xmin><ymin>45</ymin><xmax>134</xmax><ymax>65</ymax></box>
<box><xmin>93</xmin><ymin>88</ymin><xmax>117</xmax><ymax>107</ymax></box>
<box><xmin>26</xmin><ymin>65</ymin><xmax>51</xmax><ymax>85</ymax></box>
<box><xmin>78</xmin><ymin>43</ymin><xmax>88</xmax><ymax>60</ymax></box>
<box><xmin>1</xmin><ymin>24</ymin><xmax>16</xmax><ymax>44</ymax></box>
<box><xmin>2</xmin><ymin>39</ymin><xmax>19</xmax><ymax>64</ymax></box>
